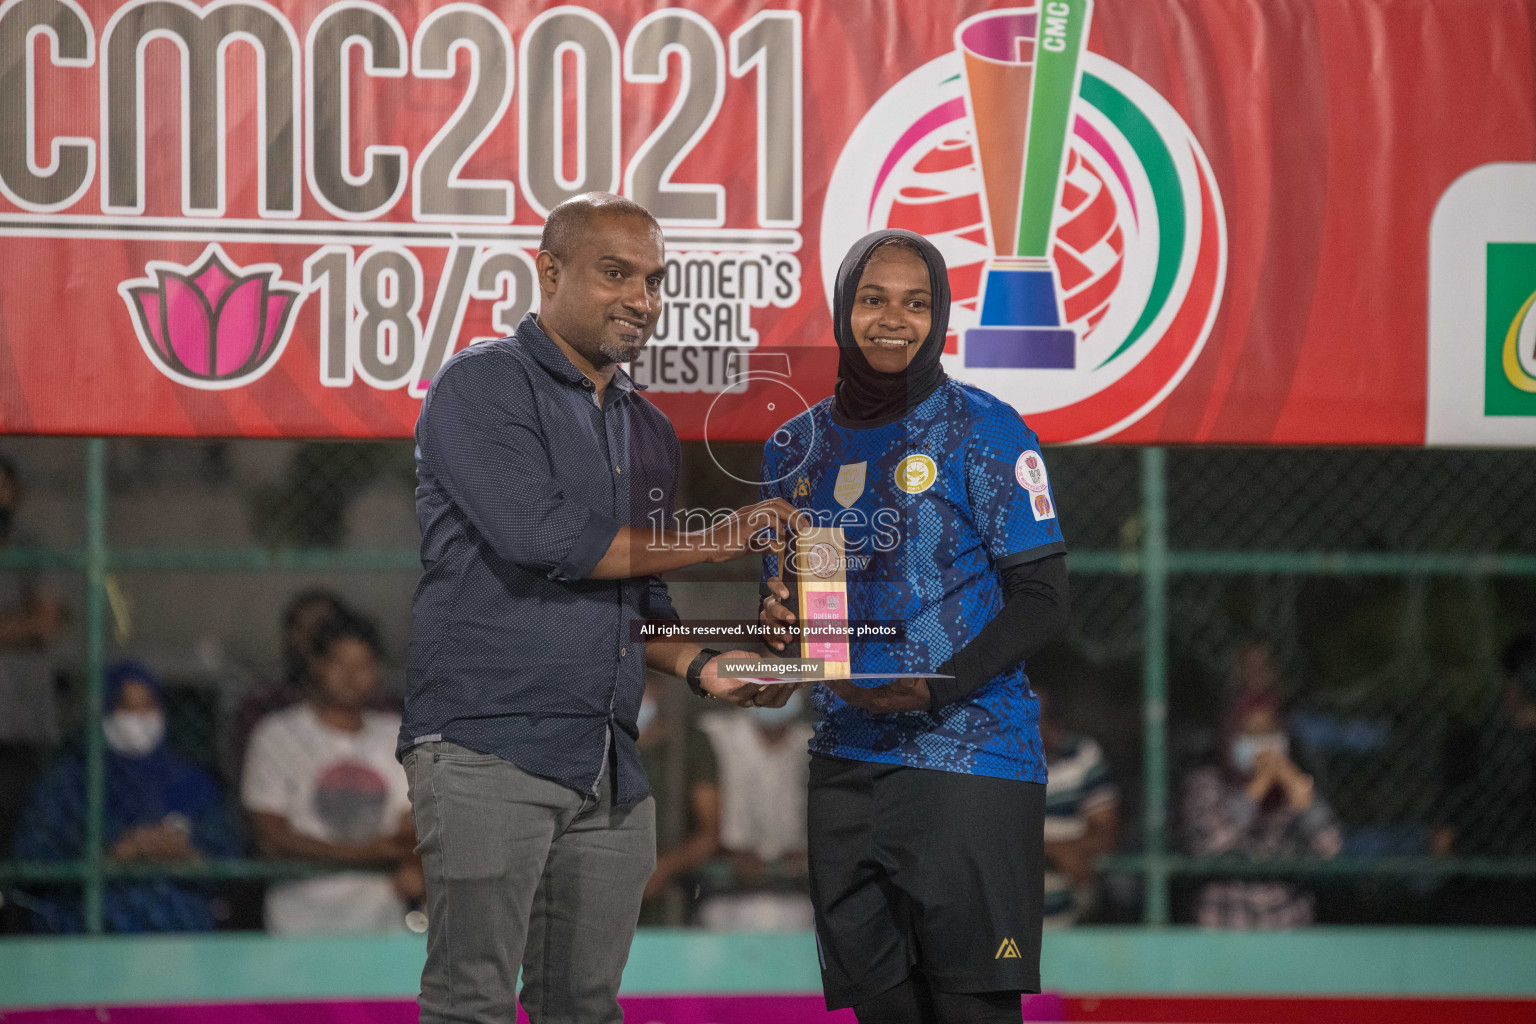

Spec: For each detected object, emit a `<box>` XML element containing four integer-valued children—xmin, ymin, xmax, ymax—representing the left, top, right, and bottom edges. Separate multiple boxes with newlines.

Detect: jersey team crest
<box><xmin>821</xmin><ymin>7</ymin><xmax>1228</xmax><ymax>443</ymax></box>
<box><xmin>895</xmin><ymin>454</ymin><xmax>938</xmax><ymax>494</ymax></box>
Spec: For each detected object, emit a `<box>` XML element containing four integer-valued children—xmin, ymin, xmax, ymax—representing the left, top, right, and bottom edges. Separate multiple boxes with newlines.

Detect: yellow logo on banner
<box><xmin>833</xmin><ymin>462</ymin><xmax>867</xmax><ymax>507</ymax></box>
<box><xmin>995</xmin><ymin>938</ymin><xmax>1022</xmax><ymax>959</ymax></box>
<box><xmin>1502</xmin><ymin>289</ymin><xmax>1536</xmax><ymax>393</ymax></box>
<box><xmin>894</xmin><ymin>454</ymin><xmax>937</xmax><ymax>495</ymax></box>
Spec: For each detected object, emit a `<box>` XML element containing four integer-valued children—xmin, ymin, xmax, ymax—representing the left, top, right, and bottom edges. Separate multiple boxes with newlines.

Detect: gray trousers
<box><xmin>405</xmin><ymin>742</ymin><xmax>656</xmax><ymax>1024</ymax></box>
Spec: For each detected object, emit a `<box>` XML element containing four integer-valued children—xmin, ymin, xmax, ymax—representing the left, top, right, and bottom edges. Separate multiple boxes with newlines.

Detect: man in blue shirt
<box><xmin>761</xmin><ymin>230</ymin><xmax>1070</xmax><ymax>1023</ymax></box>
<box><xmin>404</xmin><ymin>192</ymin><xmax>799</xmax><ymax>1024</ymax></box>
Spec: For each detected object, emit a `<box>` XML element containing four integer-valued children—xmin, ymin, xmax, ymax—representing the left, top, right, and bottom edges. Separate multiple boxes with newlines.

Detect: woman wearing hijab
<box><xmin>758</xmin><ymin>230</ymin><xmax>1070</xmax><ymax>1024</ymax></box>
<box><xmin>12</xmin><ymin>660</ymin><xmax>241</xmax><ymax>932</ymax></box>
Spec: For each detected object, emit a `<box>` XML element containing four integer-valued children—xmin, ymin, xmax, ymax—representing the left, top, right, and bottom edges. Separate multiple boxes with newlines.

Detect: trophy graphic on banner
<box><xmin>959</xmin><ymin>1</ymin><xmax>1094</xmax><ymax>369</ymax></box>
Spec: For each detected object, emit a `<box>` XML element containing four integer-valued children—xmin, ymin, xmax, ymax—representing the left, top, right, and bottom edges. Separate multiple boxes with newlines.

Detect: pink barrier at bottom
<box><xmin>1</xmin><ymin>993</ymin><xmax>1068</xmax><ymax>1023</ymax></box>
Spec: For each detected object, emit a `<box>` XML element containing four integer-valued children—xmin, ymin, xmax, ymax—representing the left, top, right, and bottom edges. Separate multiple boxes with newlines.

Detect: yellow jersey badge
<box><xmin>894</xmin><ymin>454</ymin><xmax>937</xmax><ymax>494</ymax></box>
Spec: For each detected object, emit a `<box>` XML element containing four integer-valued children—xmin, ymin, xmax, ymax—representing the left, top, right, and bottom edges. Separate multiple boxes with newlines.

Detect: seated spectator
<box><xmin>696</xmin><ymin>692</ymin><xmax>814</xmax><ymax>931</ymax></box>
<box><xmin>1433</xmin><ymin>629</ymin><xmax>1536</xmax><ymax>924</ymax></box>
<box><xmin>0</xmin><ymin>453</ymin><xmax>64</xmax><ymax>652</ymax></box>
<box><xmin>1181</xmin><ymin>691</ymin><xmax>1342</xmax><ymax>928</ymax></box>
<box><xmin>1038</xmin><ymin>685</ymin><xmax>1119</xmax><ymax>927</ymax></box>
<box><xmin>637</xmin><ymin>673</ymin><xmax>721</xmax><ymax>925</ymax></box>
<box><xmin>241</xmin><ymin>613</ymin><xmax>419</xmax><ymax>935</ymax></box>
<box><xmin>227</xmin><ymin>588</ymin><xmax>350</xmax><ymax>783</ymax></box>
<box><xmin>12</xmin><ymin>660</ymin><xmax>242</xmax><ymax>933</ymax></box>
<box><xmin>0</xmin><ymin>453</ymin><xmax>68</xmax><ymax>857</ymax></box>
<box><xmin>1440</xmin><ymin>629</ymin><xmax>1536</xmax><ymax>856</ymax></box>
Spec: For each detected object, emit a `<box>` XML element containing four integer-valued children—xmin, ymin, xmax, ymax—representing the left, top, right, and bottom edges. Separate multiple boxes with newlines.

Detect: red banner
<box><xmin>0</xmin><ymin>0</ymin><xmax>1533</xmax><ymax>444</ymax></box>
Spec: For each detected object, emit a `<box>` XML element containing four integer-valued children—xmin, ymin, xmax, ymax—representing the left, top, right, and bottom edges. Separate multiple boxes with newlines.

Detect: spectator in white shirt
<box><xmin>241</xmin><ymin>613</ymin><xmax>420</xmax><ymax>935</ymax></box>
<box><xmin>697</xmin><ymin>692</ymin><xmax>814</xmax><ymax>930</ymax></box>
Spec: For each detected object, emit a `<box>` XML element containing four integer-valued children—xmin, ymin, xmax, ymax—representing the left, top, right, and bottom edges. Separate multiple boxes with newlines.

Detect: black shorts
<box><xmin>807</xmin><ymin>754</ymin><xmax>1045</xmax><ymax>1010</ymax></box>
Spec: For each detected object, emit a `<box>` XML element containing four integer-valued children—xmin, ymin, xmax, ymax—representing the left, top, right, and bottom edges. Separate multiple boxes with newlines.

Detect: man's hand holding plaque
<box><xmin>760</xmin><ymin>578</ymin><xmax>797</xmax><ymax>653</ymax></box>
<box><xmin>698</xmin><ymin>647</ymin><xmax>804</xmax><ymax>708</ymax></box>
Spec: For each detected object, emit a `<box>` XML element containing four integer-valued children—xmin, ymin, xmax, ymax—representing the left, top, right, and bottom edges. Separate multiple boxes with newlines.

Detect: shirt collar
<box><xmin>611</xmin><ymin>363</ymin><xmax>644</xmax><ymax>393</ymax></box>
<box><xmin>517</xmin><ymin>313</ymin><xmax>647</xmax><ymax>393</ymax></box>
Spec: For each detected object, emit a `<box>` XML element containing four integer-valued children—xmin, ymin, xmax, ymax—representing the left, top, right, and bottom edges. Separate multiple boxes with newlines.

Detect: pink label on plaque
<box><xmin>805</xmin><ymin>591</ymin><xmax>849</xmax><ymax>661</ymax></box>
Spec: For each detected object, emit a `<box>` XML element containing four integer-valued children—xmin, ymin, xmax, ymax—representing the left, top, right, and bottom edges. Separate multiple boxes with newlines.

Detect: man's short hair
<box><xmin>539</xmin><ymin>192</ymin><xmax>660</xmax><ymax>260</ymax></box>
<box><xmin>307</xmin><ymin>610</ymin><xmax>382</xmax><ymax>662</ymax></box>
<box><xmin>282</xmin><ymin>588</ymin><xmax>347</xmax><ymax>635</ymax></box>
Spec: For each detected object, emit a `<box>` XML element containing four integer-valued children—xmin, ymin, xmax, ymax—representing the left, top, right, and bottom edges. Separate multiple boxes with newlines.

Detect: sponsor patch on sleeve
<box><xmin>1015</xmin><ymin>449</ymin><xmax>1050</xmax><ymax>493</ymax></box>
<box><xmin>1031</xmin><ymin>492</ymin><xmax>1057</xmax><ymax>521</ymax></box>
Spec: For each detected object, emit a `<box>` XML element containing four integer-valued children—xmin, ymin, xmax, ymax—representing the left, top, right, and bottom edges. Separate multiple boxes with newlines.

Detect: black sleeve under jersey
<box><xmin>927</xmin><ymin>553</ymin><xmax>1070</xmax><ymax>713</ymax></box>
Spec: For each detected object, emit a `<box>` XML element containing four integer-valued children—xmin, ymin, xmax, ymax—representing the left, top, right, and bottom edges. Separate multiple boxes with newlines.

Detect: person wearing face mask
<box><xmin>696</xmin><ymin>691</ymin><xmax>815</xmax><ymax>931</ymax></box>
<box><xmin>10</xmin><ymin>660</ymin><xmax>242</xmax><ymax>932</ymax></box>
<box><xmin>636</xmin><ymin>673</ymin><xmax>721</xmax><ymax>925</ymax></box>
<box><xmin>1180</xmin><ymin>692</ymin><xmax>1342</xmax><ymax>928</ymax></box>
<box><xmin>758</xmin><ymin>231</ymin><xmax>1071</xmax><ymax>1024</ymax></box>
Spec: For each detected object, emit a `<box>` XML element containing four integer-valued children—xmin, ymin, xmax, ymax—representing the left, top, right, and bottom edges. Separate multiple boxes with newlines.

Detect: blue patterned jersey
<box><xmin>760</xmin><ymin>379</ymin><xmax>1066</xmax><ymax>783</ymax></box>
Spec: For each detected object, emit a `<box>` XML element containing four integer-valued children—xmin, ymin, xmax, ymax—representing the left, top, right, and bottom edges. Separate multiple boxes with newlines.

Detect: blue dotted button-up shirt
<box><xmin>403</xmin><ymin>313</ymin><xmax>680</xmax><ymax>805</ymax></box>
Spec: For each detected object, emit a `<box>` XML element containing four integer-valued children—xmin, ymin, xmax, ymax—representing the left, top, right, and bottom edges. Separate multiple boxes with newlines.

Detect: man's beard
<box><xmin>596</xmin><ymin>337</ymin><xmax>645</xmax><ymax>365</ymax></box>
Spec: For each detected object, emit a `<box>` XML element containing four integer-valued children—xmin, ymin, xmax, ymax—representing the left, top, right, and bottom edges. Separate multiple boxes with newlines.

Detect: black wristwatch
<box><xmin>686</xmin><ymin>647</ymin><xmax>723</xmax><ymax>698</ymax></box>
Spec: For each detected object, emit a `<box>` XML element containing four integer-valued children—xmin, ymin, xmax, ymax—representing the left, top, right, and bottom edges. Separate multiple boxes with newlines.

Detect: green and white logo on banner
<box><xmin>1428</xmin><ymin>163</ymin><xmax>1536</xmax><ymax>445</ymax></box>
<box><xmin>1485</xmin><ymin>242</ymin><xmax>1536</xmax><ymax>416</ymax></box>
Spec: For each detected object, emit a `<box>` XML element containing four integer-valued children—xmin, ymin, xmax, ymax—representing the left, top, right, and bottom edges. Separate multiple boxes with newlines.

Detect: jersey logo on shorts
<box><xmin>995</xmin><ymin>937</ymin><xmax>1022</xmax><ymax>959</ymax></box>
<box><xmin>894</xmin><ymin>454</ymin><xmax>937</xmax><ymax>494</ymax></box>
<box><xmin>833</xmin><ymin>462</ymin><xmax>867</xmax><ymax>507</ymax></box>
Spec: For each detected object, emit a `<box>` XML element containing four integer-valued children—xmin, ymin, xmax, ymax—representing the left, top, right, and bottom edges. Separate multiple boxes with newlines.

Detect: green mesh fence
<box><xmin>1</xmin><ymin>438</ymin><xmax>1534</xmax><ymax>932</ymax></box>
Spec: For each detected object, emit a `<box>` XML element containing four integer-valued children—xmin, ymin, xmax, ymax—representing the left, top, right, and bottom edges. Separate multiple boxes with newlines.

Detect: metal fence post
<box><xmin>1141</xmin><ymin>446</ymin><xmax>1170</xmax><ymax>925</ymax></box>
<box><xmin>83</xmin><ymin>438</ymin><xmax>107</xmax><ymax>933</ymax></box>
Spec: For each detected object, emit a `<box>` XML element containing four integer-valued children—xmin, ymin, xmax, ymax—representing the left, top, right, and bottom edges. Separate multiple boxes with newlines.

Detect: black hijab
<box><xmin>831</xmin><ymin>229</ymin><xmax>951</xmax><ymax>428</ymax></box>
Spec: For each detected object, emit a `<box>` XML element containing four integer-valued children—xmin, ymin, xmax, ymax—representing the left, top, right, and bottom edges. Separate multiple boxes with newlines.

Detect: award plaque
<box><xmin>781</xmin><ymin>525</ymin><xmax>851</xmax><ymax>678</ymax></box>
<box><xmin>752</xmin><ymin>527</ymin><xmax>950</xmax><ymax>686</ymax></box>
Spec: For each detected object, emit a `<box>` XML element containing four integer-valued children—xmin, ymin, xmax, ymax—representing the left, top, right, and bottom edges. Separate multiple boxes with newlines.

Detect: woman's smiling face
<box><xmin>850</xmin><ymin>244</ymin><xmax>933</xmax><ymax>374</ymax></box>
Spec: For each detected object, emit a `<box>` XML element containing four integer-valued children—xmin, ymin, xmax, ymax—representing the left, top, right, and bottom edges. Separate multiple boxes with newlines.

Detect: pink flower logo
<box><xmin>118</xmin><ymin>244</ymin><xmax>304</xmax><ymax>389</ymax></box>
